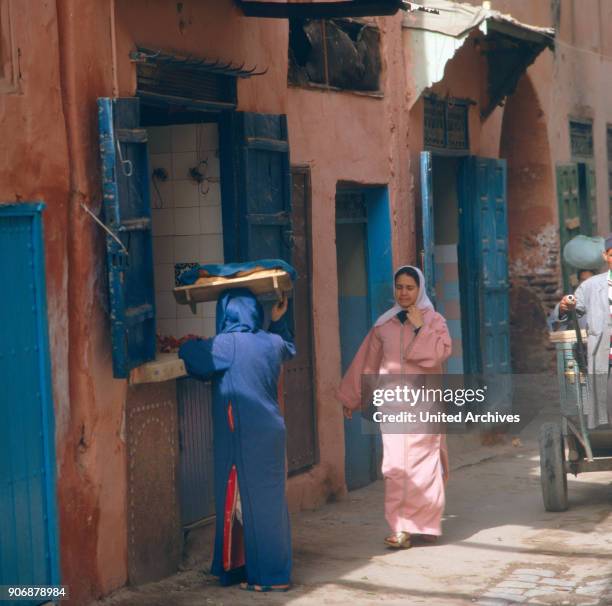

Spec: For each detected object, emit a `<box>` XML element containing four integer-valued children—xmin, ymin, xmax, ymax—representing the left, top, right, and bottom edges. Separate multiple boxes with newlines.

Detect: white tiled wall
<box><xmin>149</xmin><ymin>123</ymin><xmax>224</xmax><ymax>339</ymax></box>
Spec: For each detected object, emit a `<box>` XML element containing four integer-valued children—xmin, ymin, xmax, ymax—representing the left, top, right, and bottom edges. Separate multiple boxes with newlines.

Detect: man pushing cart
<box><xmin>543</xmin><ymin>235</ymin><xmax>612</xmax><ymax>511</ymax></box>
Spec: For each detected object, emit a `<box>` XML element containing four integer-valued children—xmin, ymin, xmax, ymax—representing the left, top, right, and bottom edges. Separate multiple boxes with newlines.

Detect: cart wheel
<box><xmin>539</xmin><ymin>422</ymin><xmax>568</xmax><ymax>512</ymax></box>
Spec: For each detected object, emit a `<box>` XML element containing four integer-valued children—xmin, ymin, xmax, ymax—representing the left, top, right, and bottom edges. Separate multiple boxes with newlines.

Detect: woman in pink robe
<box><xmin>338</xmin><ymin>266</ymin><xmax>451</xmax><ymax>548</ymax></box>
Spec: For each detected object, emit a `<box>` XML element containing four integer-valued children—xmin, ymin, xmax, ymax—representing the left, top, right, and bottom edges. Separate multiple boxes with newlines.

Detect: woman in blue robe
<box><xmin>179</xmin><ymin>288</ymin><xmax>295</xmax><ymax>592</ymax></box>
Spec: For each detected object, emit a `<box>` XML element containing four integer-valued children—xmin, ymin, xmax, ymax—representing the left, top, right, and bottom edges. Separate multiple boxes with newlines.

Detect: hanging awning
<box><xmin>235</xmin><ymin>0</ymin><xmax>406</xmax><ymax>18</ymax></box>
<box><xmin>130</xmin><ymin>47</ymin><xmax>268</xmax><ymax>111</ymax></box>
<box><xmin>130</xmin><ymin>47</ymin><xmax>267</xmax><ymax>78</ymax></box>
<box><xmin>403</xmin><ymin>0</ymin><xmax>555</xmax><ymax>116</ymax></box>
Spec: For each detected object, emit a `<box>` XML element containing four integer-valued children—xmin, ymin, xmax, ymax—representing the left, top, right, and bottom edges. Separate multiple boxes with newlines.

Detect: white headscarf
<box><xmin>374</xmin><ymin>265</ymin><xmax>434</xmax><ymax>327</ymax></box>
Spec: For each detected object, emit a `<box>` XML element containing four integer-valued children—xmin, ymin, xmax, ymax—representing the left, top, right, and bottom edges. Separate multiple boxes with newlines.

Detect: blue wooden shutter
<box><xmin>420</xmin><ymin>151</ymin><xmax>436</xmax><ymax>304</ymax></box>
<box><xmin>98</xmin><ymin>97</ymin><xmax>156</xmax><ymax>378</ymax></box>
<box><xmin>233</xmin><ymin>112</ymin><xmax>292</xmax><ymax>263</ymax></box>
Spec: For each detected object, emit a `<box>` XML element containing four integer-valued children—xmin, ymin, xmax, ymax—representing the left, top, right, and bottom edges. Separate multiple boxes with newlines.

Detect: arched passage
<box><xmin>500</xmin><ymin>74</ymin><xmax>558</xmax><ymax>372</ymax></box>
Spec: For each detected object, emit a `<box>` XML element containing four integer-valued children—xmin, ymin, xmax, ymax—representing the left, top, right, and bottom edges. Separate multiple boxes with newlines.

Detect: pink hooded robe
<box><xmin>338</xmin><ymin>306</ymin><xmax>452</xmax><ymax>536</ymax></box>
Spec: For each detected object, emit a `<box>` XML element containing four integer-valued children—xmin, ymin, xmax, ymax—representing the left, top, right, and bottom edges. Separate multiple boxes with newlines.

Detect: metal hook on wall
<box><xmin>189</xmin><ymin>159</ymin><xmax>211</xmax><ymax>196</ymax></box>
<box><xmin>116</xmin><ymin>140</ymin><xmax>133</xmax><ymax>177</ymax></box>
<box><xmin>199</xmin><ymin>179</ymin><xmax>210</xmax><ymax>196</ymax></box>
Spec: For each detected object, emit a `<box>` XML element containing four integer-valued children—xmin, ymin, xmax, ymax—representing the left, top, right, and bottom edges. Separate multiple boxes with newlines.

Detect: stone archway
<box><xmin>500</xmin><ymin>74</ymin><xmax>558</xmax><ymax>373</ymax></box>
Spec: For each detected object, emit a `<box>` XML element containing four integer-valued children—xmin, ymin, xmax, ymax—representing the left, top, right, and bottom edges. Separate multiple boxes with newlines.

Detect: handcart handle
<box><xmin>568</xmin><ymin>307</ymin><xmax>594</xmax><ymax>461</ymax></box>
<box><xmin>569</xmin><ymin>308</ymin><xmax>588</xmax><ymax>375</ymax></box>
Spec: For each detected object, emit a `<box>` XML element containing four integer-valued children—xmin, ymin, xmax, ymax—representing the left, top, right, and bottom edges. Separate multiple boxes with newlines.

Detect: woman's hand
<box><xmin>343</xmin><ymin>406</ymin><xmax>353</xmax><ymax>419</ymax></box>
<box><xmin>271</xmin><ymin>295</ymin><xmax>289</xmax><ymax>322</ymax></box>
<box><xmin>407</xmin><ymin>305</ymin><xmax>424</xmax><ymax>329</ymax></box>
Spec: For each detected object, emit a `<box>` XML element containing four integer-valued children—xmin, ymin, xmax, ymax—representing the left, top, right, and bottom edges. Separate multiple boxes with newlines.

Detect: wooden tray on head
<box><xmin>173</xmin><ymin>268</ymin><xmax>293</xmax><ymax>311</ymax></box>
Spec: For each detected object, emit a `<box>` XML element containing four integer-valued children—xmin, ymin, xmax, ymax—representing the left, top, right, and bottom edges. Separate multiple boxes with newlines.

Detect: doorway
<box><xmin>143</xmin><ymin>109</ymin><xmax>225</xmax><ymax>527</ymax></box>
<box><xmin>421</xmin><ymin>152</ymin><xmax>511</xmax><ymax>388</ymax></box>
<box><xmin>141</xmin><ymin>105</ymin><xmax>315</xmax><ymax>524</ymax></box>
<box><xmin>431</xmin><ymin>155</ymin><xmax>464</xmax><ymax>374</ymax></box>
<box><xmin>285</xmin><ymin>166</ymin><xmax>317</xmax><ymax>475</ymax></box>
<box><xmin>336</xmin><ymin>190</ymin><xmax>375</xmax><ymax>490</ymax></box>
<box><xmin>336</xmin><ymin>185</ymin><xmax>393</xmax><ymax>491</ymax></box>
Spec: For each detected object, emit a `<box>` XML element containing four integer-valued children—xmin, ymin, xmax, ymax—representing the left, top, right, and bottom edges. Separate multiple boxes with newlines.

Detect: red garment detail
<box><xmin>222</xmin><ymin>465</ymin><xmax>245</xmax><ymax>572</ymax></box>
<box><xmin>227</xmin><ymin>401</ymin><xmax>235</xmax><ymax>432</ymax></box>
<box><xmin>230</xmin><ymin>517</ymin><xmax>245</xmax><ymax>570</ymax></box>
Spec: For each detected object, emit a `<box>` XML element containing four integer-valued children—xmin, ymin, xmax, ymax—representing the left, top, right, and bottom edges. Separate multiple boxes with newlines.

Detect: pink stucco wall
<box><xmin>403</xmin><ymin>14</ymin><xmax>558</xmax><ymax>372</ymax></box>
<box><xmin>404</xmin><ymin>0</ymin><xmax>612</xmax><ymax>371</ymax></box>
<box><xmin>496</xmin><ymin>0</ymin><xmax>612</xmax><ymax>234</ymax></box>
<box><xmin>56</xmin><ymin>1</ymin><xmax>128</xmax><ymax>602</ymax></box>
<box><xmin>115</xmin><ymin>0</ymin><xmax>289</xmax><ymax>114</ymax></box>
<box><xmin>286</xmin><ymin>12</ymin><xmax>412</xmax><ymax>506</ymax></box>
<box><xmin>1</xmin><ymin>2</ymin><xmax>127</xmax><ymax>603</ymax></box>
<box><xmin>0</xmin><ymin>5</ymin><xmax>414</xmax><ymax>595</ymax></box>
<box><xmin>116</xmin><ymin>2</ymin><xmax>414</xmax><ymax>512</ymax></box>
<box><xmin>5</xmin><ymin>1</ymin><xmax>611</xmax><ymax>604</ymax></box>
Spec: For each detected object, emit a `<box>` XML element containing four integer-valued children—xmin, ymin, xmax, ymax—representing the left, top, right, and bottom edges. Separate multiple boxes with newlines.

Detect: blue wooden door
<box><xmin>478</xmin><ymin>159</ymin><xmax>510</xmax><ymax>376</ymax></box>
<box><xmin>459</xmin><ymin>158</ymin><xmax>511</xmax><ymax>405</ymax></box>
<box><xmin>337</xmin><ymin>188</ymin><xmax>392</xmax><ymax>491</ymax></box>
<box><xmin>0</xmin><ymin>203</ymin><xmax>60</xmax><ymax>604</ymax></box>
<box><xmin>420</xmin><ymin>151</ymin><xmax>436</xmax><ymax>304</ymax></box>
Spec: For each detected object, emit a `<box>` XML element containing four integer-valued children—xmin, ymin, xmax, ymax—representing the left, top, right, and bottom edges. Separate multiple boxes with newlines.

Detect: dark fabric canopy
<box><xmin>236</xmin><ymin>0</ymin><xmax>405</xmax><ymax>18</ymax></box>
<box><xmin>402</xmin><ymin>0</ymin><xmax>555</xmax><ymax>116</ymax></box>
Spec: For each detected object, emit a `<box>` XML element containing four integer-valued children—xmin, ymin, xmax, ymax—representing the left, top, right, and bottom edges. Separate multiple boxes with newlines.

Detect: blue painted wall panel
<box><xmin>420</xmin><ymin>152</ymin><xmax>436</xmax><ymax>303</ymax></box>
<box><xmin>446</xmin><ymin>319</ymin><xmax>463</xmax><ymax>340</ymax></box>
<box><xmin>338</xmin><ymin>296</ymin><xmax>370</xmax><ymax>373</ymax></box>
<box><xmin>443</xmin><ymin>281</ymin><xmax>460</xmax><ymax>301</ymax></box>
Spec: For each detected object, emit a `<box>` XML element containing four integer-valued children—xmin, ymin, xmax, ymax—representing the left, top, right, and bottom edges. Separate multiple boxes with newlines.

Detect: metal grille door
<box><xmin>177</xmin><ymin>378</ymin><xmax>216</xmax><ymax>526</ymax></box>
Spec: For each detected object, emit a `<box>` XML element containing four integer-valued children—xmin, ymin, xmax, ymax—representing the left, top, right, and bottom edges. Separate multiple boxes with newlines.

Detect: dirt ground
<box><xmin>95</xmin><ymin>405</ymin><xmax>612</xmax><ymax>606</ymax></box>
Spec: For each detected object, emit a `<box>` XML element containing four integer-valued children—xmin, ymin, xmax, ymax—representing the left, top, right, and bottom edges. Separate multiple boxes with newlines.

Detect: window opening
<box><xmin>424</xmin><ymin>95</ymin><xmax>470</xmax><ymax>152</ymax></box>
<box><xmin>288</xmin><ymin>18</ymin><xmax>381</xmax><ymax>92</ymax></box>
<box><xmin>569</xmin><ymin>119</ymin><xmax>594</xmax><ymax>160</ymax></box>
<box><xmin>0</xmin><ymin>0</ymin><xmax>18</xmax><ymax>93</ymax></box>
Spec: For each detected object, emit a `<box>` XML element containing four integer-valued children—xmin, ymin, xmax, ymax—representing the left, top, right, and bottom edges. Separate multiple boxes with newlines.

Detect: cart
<box><xmin>542</xmin><ymin>324</ymin><xmax>612</xmax><ymax>511</ymax></box>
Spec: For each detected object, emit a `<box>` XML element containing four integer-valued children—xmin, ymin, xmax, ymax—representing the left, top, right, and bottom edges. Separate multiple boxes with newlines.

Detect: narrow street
<box><xmin>97</xmin><ymin>406</ymin><xmax>612</xmax><ymax>606</ymax></box>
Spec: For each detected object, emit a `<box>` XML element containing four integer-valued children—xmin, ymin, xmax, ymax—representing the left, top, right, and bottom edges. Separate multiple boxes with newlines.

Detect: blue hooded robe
<box><xmin>178</xmin><ymin>289</ymin><xmax>296</xmax><ymax>586</ymax></box>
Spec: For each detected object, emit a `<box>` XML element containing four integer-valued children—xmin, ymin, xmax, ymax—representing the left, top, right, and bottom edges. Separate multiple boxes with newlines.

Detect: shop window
<box><xmin>288</xmin><ymin>18</ymin><xmax>381</xmax><ymax>93</ymax></box>
<box><xmin>97</xmin><ymin>97</ymin><xmax>293</xmax><ymax>379</ymax></box>
<box><xmin>0</xmin><ymin>0</ymin><xmax>18</xmax><ymax>93</ymax></box>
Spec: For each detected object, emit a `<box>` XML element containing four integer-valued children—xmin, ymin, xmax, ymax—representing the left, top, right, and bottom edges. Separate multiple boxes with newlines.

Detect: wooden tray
<box><xmin>174</xmin><ymin>268</ymin><xmax>293</xmax><ymax>310</ymax></box>
<box><xmin>549</xmin><ymin>329</ymin><xmax>587</xmax><ymax>343</ymax></box>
